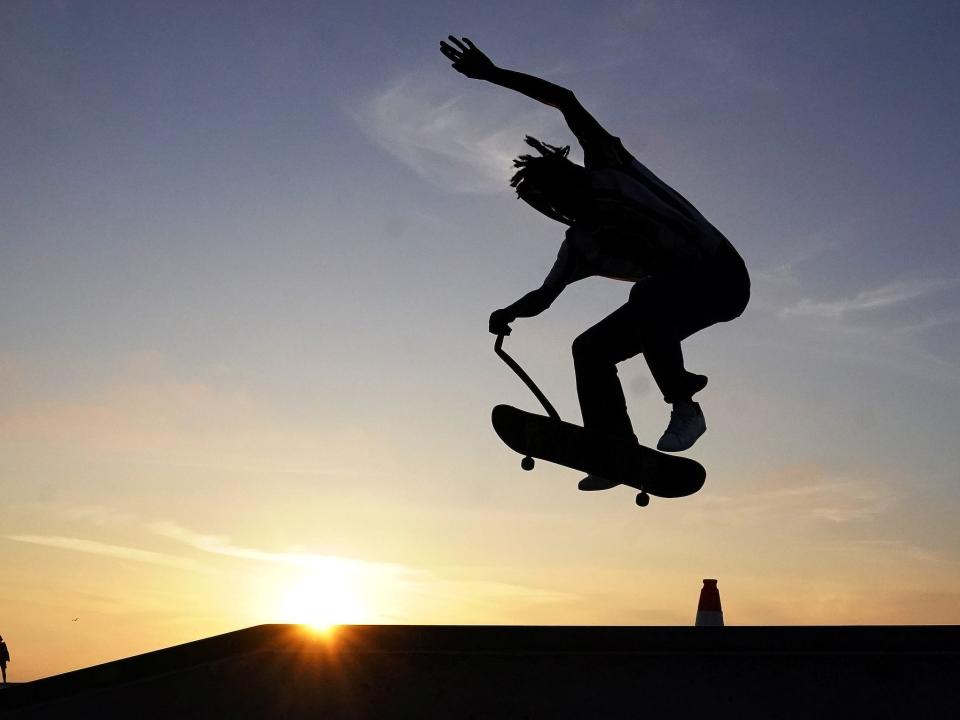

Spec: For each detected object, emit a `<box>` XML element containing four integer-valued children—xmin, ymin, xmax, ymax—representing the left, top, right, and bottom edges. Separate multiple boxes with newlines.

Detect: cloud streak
<box><xmin>782</xmin><ymin>278</ymin><xmax>959</xmax><ymax>321</ymax></box>
<box><xmin>150</xmin><ymin>521</ymin><xmax>416</xmax><ymax>580</ymax></box>
<box><xmin>7</xmin><ymin>534</ymin><xmax>205</xmax><ymax>572</ymax></box>
<box><xmin>687</xmin><ymin>467</ymin><xmax>896</xmax><ymax>526</ymax></box>
<box><xmin>10</xmin><ymin>509</ymin><xmax>579</xmax><ymax>625</ymax></box>
<box><xmin>348</xmin><ymin>68</ymin><xmax>560</xmax><ymax>194</ymax></box>
<box><xmin>759</xmin><ymin>274</ymin><xmax>960</xmax><ymax>383</ymax></box>
<box><xmin>148</xmin><ymin>521</ymin><xmax>579</xmax><ymax>622</ymax></box>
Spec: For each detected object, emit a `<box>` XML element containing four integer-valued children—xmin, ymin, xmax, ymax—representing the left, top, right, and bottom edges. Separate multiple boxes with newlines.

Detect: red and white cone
<box><xmin>695</xmin><ymin>578</ymin><xmax>724</xmax><ymax>627</ymax></box>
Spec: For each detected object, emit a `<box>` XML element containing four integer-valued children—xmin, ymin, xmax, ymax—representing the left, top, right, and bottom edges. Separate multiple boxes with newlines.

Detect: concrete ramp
<box><xmin>3</xmin><ymin>624</ymin><xmax>958</xmax><ymax>717</ymax></box>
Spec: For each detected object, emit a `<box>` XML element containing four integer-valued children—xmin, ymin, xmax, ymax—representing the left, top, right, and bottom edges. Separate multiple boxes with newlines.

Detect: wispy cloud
<box><xmin>781</xmin><ymin>278</ymin><xmax>959</xmax><ymax>321</ymax></box>
<box><xmin>12</xmin><ymin>506</ymin><xmax>578</xmax><ymax>624</ymax></box>
<box><xmin>63</xmin><ymin>505</ymin><xmax>139</xmax><ymax>527</ymax></box>
<box><xmin>688</xmin><ymin>467</ymin><xmax>896</xmax><ymax>526</ymax></box>
<box><xmin>410</xmin><ymin>577</ymin><xmax>582</xmax><ymax>623</ymax></box>
<box><xmin>851</xmin><ymin>539</ymin><xmax>956</xmax><ymax>566</ymax></box>
<box><xmin>807</xmin><ymin>482</ymin><xmax>895</xmax><ymax>522</ymax></box>
<box><xmin>149</xmin><ymin>521</ymin><xmax>580</xmax><ymax>623</ymax></box>
<box><xmin>149</xmin><ymin>521</ymin><xmax>416</xmax><ymax>579</ymax></box>
<box><xmin>777</xmin><ymin>274</ymin><xmax>960</xmax><ymax>384</ymax></box>
<box><xmin>7</xmin><ymin>534</ymin><xmax>205</xmax><ymax>572</ymax></box>
<box><xmin>348</xmin><ymin>68</ymin><xmax>560</xmax><ymax>194</ymax></box>
<box><xmin>750</xmin><ymin>230</ymin><xmax>852</xmax><ymax>292</ymax></box>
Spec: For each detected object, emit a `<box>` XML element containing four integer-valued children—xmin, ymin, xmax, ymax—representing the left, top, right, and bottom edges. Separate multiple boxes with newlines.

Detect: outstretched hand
<box><xmin>440</xmin><ymin>36</ymin><xmax>496</xmax><ymax>80</ymax></box>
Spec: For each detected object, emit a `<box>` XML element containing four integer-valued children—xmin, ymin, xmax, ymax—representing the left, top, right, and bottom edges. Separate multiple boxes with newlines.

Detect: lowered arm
<box><xmin>505</xmin><ymin>281</ymin><xmax>565</xmax><ymax>320</ymax></box>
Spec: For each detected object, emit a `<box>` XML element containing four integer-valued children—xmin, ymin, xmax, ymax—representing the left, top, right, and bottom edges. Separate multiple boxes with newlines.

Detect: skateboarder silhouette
<box><xmin>441</xmin><ymin>36</ymin><xmax>749</xmax><ymax>491</ymax></box>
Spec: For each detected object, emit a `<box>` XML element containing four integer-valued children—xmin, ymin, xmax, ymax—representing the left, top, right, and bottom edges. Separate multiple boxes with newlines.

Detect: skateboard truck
<box><xmin>494</xmin><ymin>333</ymin><xmax>558</xmax><ymax>472</ymax></box>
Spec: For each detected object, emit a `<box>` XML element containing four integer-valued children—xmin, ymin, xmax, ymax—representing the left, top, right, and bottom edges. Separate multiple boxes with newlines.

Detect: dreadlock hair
<box><xmin>510</xmin><ymin>136</ymin><xmax>587</xmax><ymax>226</ymax></box>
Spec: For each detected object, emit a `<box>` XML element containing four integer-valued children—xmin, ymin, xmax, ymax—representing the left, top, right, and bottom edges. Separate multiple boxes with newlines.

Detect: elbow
<box><xmin>538</xmin><ymin>285</ymin><xmax>563</xmax><ymax>310</ymax></box>
<box><xmin>554</xmin><ymin>87</ymin><xmax>577</xmax><ymax>111</ymax></box>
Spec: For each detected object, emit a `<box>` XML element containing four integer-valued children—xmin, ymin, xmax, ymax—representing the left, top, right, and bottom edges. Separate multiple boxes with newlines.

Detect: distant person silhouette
<box><xmin>441</xmin><ymin>37</ymin><xmax>750</xmax><ymax>488</ymax></box>
<box><xmin>0</xmin><ymin>634</ymin><xmax>9</xmax><ymax>686</ymax></box>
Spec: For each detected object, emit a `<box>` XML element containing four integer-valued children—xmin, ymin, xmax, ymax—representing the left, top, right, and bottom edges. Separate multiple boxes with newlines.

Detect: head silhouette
<box><xmin>510</xmin><ymin>136</ymin><xmax>588</xmax><ymax>225</ymax></box>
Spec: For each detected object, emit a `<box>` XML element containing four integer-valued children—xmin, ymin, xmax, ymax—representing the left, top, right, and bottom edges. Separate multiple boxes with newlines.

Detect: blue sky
<box><xmin>2</xmin><ymin>0</ymin><xmax>959</xmax><ymax>678</ymax></box>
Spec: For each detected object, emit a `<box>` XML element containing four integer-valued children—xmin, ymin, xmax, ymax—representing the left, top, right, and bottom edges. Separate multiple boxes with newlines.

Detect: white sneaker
<box><xmin>657</xmin><ymin>401</ymin><xmax>706</xmax><ymax>452</ymax></box>
<box><xmin>578</xmin><ymin>474</ymin><xmax>619</xmax><ymax>491</ymax></box>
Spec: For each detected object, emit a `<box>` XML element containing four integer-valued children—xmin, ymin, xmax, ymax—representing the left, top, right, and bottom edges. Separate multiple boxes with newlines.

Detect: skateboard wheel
<box><xmin>521</xmin><ymin>456</ymin><xmax>535</xmax><ymax>471</ymax></box>
<box><xmin>635</xmin><ymin>492</ymin><xmax>650</xmax><ymax>507</ymax></box>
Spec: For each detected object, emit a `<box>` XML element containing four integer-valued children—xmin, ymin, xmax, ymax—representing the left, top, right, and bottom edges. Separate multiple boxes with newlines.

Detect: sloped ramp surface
<box><xmin>2</xmin><ymin>624</ymin><xmax>959</xmax><ymax>718</ymax></box>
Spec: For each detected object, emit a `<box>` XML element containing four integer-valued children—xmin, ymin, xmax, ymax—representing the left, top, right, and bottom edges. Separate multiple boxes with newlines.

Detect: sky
<box><xmin>2</xmin><ymin>0</ymin><xmax>959</xmax><ymax>680</ymax></box>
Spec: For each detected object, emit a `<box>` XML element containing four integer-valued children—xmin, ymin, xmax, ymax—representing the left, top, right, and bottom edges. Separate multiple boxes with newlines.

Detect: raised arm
<box><xmin>440</xmin><ymin>36</ymin><xmax>613</xmax><ymax>152</ymax></box>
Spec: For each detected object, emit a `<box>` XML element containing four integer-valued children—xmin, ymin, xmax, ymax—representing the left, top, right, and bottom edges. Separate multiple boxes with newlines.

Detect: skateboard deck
<box><xmin>492</xmin><ymin>404</ymin><xmax>705</xmax><ymax>505</ymax></box>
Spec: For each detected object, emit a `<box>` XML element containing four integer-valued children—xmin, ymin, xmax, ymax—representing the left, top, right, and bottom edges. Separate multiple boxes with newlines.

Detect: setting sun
<box><xmin>278</xmin><ymin>561</ymin><xmax>370</xmax><ymax>630</ymax></box>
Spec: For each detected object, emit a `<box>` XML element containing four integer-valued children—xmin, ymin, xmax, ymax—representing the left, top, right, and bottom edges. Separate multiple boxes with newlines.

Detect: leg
<box><xmin>572</xmin><ymin>278</ymin><xmax>713</xmax><ymax>436</ymax></box>
<box><xmin>628</xmin><ymin>274</ymin><xmax>704</xmax><ymax>404</ymax></box>
<box><xmin>573</xmin><ymin>301</ymin><xmax>648</xmax><ymax>490</ymax></box>
<box><xmin>573</xmin><ymin>258</ymin><xmax>749</xmax><ymax>440</ymax></box>
<box><xmin>572</xmin><ymin>301</ymin><xmax>647</xmax><ymax>440</ymax></box>
<box><xmin>640</xmin><ymin>259</ymin><xmax>749</xmax><ymax>451</ymax></box>
<box><xmin>631</xmin><ymin>262</ymin><xmax>746</xmax><ymax>403</ymax></box>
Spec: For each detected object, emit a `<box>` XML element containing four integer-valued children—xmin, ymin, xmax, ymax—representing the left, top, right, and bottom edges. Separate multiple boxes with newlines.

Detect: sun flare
<box><xmin>278</xmin><ymin>561</ymin><xmax>369</xmax><ymax>630</ymax></box>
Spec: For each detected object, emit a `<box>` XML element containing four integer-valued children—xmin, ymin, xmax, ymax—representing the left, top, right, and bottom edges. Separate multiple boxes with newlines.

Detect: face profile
<box><xmin>510</xmin><ymin>136</ymin><xmax>588</xmax><ymax>226</ymax></box>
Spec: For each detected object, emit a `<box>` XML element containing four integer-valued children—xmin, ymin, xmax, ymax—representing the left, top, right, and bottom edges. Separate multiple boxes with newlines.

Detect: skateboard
<box><xmin>491</xmin><ymin>404</ymin><xmax>706</xmax><ymax>507</ymax></box>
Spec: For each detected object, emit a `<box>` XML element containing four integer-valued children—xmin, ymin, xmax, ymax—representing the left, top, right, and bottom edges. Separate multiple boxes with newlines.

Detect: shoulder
<box><xmin>558</xmin><ymin>93</ymin><xmax>633</xmax><ymax>170</ymax></box>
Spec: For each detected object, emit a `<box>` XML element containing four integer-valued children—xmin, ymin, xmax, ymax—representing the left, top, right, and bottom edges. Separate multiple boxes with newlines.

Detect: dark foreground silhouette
<box><xmin>440</xmin><ymin>36</ymin><xmax>749</xmax><ymax>488</ymax></box>
<box><xmin>3</xmin><ymin>624</ymin><xmax>958</xmax><ymax>718</ymax></box>
<box><xmin>0</xmin><ymin>635</ymin><xmax>10</xmax><ymax>687</ymax></box>
<box><xmin>492</xmin><ymin>334</ymin><xmax>704</xmax><ymax>507</ymax></box>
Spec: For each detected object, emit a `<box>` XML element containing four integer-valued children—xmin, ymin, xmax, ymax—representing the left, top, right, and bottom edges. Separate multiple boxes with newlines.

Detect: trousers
<box><xmin>572</xmin><ymin>252</ymin><xmax>750</xmax><ymax>439</ymax></box>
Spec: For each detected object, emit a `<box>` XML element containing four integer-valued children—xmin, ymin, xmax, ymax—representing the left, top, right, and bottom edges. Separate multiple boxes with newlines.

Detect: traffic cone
<box><xmin>695</xmin><ymin>578</ymin><xmax>724</xmax><ymax>626</ymax></box>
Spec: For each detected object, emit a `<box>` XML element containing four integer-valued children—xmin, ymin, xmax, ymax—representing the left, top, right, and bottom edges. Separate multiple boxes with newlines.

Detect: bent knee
<box><xmin>572</xmin><ymin>331</ymin><xmax>623</xmax><ymax>364</ymax></box>
<box><xmin>571</xmin><ymin>332</ymin><xmax>597</xmax><ymax>362</ymax></box>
